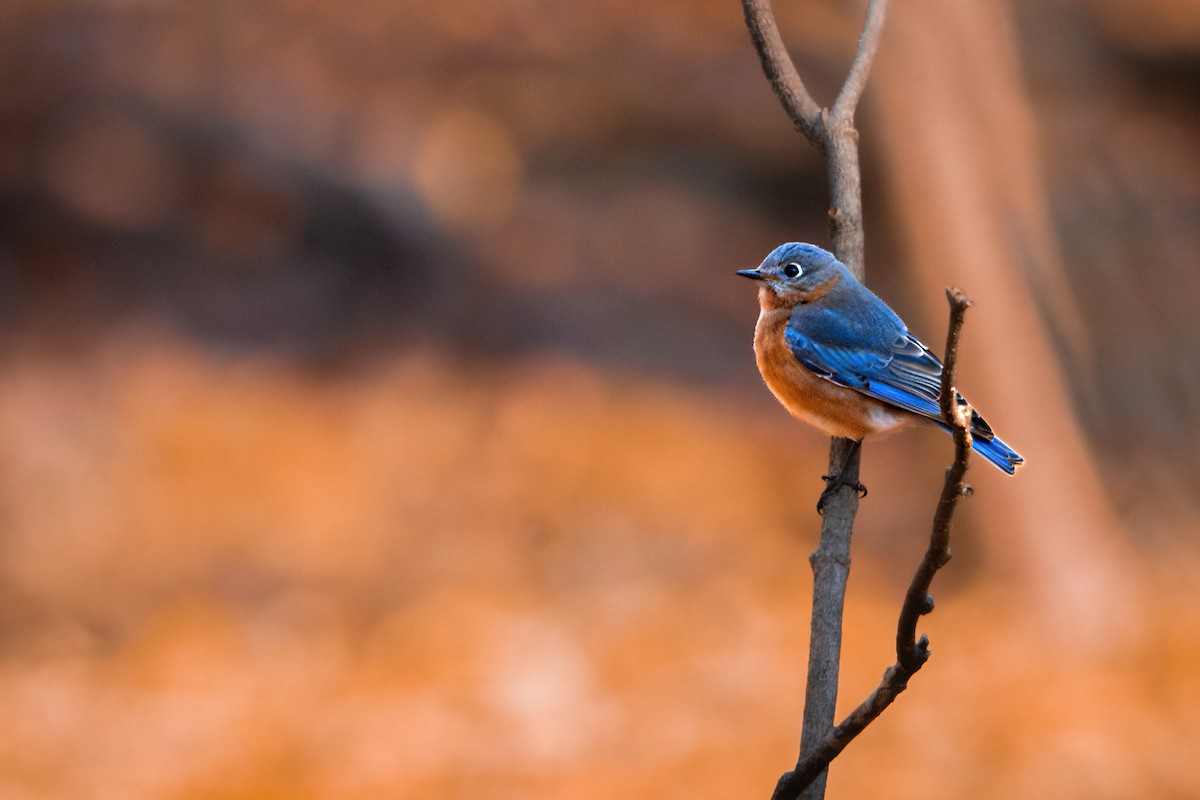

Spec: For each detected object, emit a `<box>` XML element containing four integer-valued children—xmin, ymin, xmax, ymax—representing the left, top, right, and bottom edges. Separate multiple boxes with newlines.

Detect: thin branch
<box><xmin>740</xmin><ymin>0</ymin><xmax>826</xmax><ymax>148</ymax></box>
<box><xmin>772</xmin><ymin>288</ymin><xmax>976</xmax><ymax>800</ymax></box>
<box><xmin>790</xmin><ymin>436</ymin><xmax>858</xmax><ymax>800</ymax></box>
<box><xmin>830</xmin><ymin>0</ymin><xmax>890</xmax><ymax>123</ymax></box>
<box><xmin>741</xmin><ymin>3</ymin><xmax>892</xmax><ymax>799</ymax></box>
<box><xmin>896</xmin><ymin>287</ymin><xmax>973</xmax><ymax>670</ymax></box>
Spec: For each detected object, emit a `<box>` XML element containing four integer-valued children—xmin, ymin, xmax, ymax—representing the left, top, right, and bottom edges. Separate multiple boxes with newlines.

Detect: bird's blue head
<box><xmin>737</xmin><ymin>243</ymin><xmax>848</xmax><ymax>303</ymax></box>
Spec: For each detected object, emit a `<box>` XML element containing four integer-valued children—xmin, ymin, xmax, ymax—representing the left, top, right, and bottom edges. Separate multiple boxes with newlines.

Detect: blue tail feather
<box><xmin>971</xmin><ymin>435</ymin><xmax>1023</xmax><ymax>475</ymax></box>
<box><xmin>932</xmin><ymin>421</ymin><xmax>1024</xmax><ymax>474</ymax></box>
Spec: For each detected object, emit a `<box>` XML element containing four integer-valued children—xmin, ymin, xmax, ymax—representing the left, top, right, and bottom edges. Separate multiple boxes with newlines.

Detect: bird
<box><xmin>738</xmin><ymin>242</ymin><xmax>1023</xmax><ymax>507</ymax></box>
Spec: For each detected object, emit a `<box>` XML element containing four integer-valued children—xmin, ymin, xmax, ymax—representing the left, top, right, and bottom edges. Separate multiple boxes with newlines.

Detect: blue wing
<box><xmin>785</xmin><ymin>301</ymin><xmax>944</xmax><ymax>414</ymax></box>
<box><xmin>785</xmin><ymin>316</ymin><xmax>944</xmax><ymax>419</ymax></box>
<box><xmin>785</xmin><ymin>302</ymin><xmax>1024</xmax><ymax>474</ymax></box>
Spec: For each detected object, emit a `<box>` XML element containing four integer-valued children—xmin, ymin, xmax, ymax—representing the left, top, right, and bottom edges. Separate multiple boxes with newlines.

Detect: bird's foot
<box><xmin>817</xmin><ymin>472</ymin><xmax>868</xmax><ymax>514</ymax></box>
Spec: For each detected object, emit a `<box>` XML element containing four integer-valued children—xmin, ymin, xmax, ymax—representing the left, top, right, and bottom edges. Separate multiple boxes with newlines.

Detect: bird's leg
<box><xmin>817</xmin><ymin>439</ymin><xmax>868</xmax><ymax>514</ymax></box>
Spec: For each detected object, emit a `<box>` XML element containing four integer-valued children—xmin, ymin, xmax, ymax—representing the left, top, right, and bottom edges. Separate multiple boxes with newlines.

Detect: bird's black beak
<box><xmin>737</xmin><ymin>268</ymin><xmax>765</xmax><ymax>281</ymax></box>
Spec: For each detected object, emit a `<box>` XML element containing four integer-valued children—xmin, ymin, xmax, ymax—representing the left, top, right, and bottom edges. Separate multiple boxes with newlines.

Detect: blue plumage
<box><xmin>740</xmin><ymin>242</ymin><xmax>1024</xmax><ymax>475</ymax></box>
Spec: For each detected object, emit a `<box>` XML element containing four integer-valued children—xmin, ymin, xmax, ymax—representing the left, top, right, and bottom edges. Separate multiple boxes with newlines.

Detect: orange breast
<box><xmin>753</xmin><ymin>306</ymin><xmax>906</xmax><ymax>440</ymax></box>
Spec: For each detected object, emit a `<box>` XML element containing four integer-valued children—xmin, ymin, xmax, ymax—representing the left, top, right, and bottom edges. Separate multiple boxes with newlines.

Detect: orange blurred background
<box><xmin>1</xmin><ymin>0</ymin><xmax>1198</xmax><ymax>798</ymax></box>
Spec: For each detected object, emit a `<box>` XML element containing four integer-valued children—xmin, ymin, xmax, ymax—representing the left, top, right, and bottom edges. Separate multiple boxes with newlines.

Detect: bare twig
<box><xmin>740</xmin><ymin>2</ymin><xmax>890</xmax><ymax>799</ymax></box>
<box><xmin>741</xmin><ymin>0</ymin><xmax>889</xmax><ymax>147</ymax></box>
<box><xmin>740</xmin><ymin>0</ymin><xmax>826</xmax><ymax>148</ymax></box>
<box><xmin>830</xmin><ymin>0</ymin><xmax>890</xmax><ymax>123</ymax></box>
<box><xmin>896</xmin><ymin>287</ymin><xmax>974</xmax><ymax>670</ymax></box>
<box><xmin>772</xmin><ymin>289</ymin><xmax>976</xmax><ymax>799</ymax></box>
<box><xmin>790</xmin><ymin>434</ymin><xmax>855</xmax><ymax>800</ymax></box>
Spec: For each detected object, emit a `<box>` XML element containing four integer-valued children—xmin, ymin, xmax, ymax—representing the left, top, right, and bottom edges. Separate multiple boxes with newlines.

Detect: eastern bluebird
<box><xmin>738</xmin><ymin>243</ymin><xmax>1023</xmax><ymax>498</ymax></box>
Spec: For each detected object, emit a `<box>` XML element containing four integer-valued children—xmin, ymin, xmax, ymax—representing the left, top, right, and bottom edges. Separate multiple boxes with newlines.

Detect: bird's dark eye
<box><xmin>782</xmin><ymin>262</ymin><xmax>801</xmax><ymax>278</ymax></box>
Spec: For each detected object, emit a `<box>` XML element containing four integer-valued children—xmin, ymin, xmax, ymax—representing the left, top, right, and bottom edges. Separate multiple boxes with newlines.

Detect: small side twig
<box><xmin>772</xmin><ymin>288</ymin><xmax>976</xmax><ymax>800</ymax></box>
<box><xmin>830</xmin><ymin>0</ymin><xmax>889</xmax><ymax>123</ymax></box>
<box><xmin>896</xmin><ymin>287</ymin><xmax>974</xmax><ymax>670</ymax></box>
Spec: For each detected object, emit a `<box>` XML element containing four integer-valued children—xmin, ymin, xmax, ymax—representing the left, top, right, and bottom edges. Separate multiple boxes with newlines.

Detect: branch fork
<box><xmin>771</xmin><ymin>289</ymin><xmax>977</xmax><ymax>800</ymax></box>
<box><xmin>740</xmin><ymin>2</ymin><xmax>891</xmax><ymax>799</ymax></box>
<box><xmin>741</xmin><ymin>4</ymin><xmax>981</xmax><ymax>798</ymax></box>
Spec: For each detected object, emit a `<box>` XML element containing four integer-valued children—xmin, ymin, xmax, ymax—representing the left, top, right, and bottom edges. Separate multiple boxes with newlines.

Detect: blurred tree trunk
<box><xmin>870</xmin><ymin>0</ymin><xmax>1141</xmax><ymax>648</ymax></box>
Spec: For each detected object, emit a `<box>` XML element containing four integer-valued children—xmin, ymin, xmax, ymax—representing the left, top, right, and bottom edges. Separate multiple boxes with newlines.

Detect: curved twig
<box><xmin>772</xmin><ymin>288</ymin><xmax>975</xmax><ymax>799</ymax></box>
<box><xmin>896</xmin><ymin>287</ymin><xmax>973</xmax><ymax>669</ymax></box>
<box><xmin>740</xmin><ymin>0</ymin><xmax>826</xmax><ymax>147</ymax></box>
<box><xmin>830</xmin><ymin>0</ymin><xmax>889</xmax><ymax>123</ymax></box>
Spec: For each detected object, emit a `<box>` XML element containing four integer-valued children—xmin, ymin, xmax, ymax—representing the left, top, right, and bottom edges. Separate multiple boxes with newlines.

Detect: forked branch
<box><xmin>741</xmin><ymin>0</ymin><xmax>889</xmax><ymax>149</ymax></box>
<box><xmin>740</xmin><ymin>2</ymin><xmax>891</xmax><ymax>799</ymax></box>
<box><xmin>771</xmin><ymin>289</ymin><xmax>976</xmax><ymax>799</ymax></box>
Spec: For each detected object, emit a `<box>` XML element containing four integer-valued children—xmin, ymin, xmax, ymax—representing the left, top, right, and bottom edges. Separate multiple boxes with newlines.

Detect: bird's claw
<box><xmin>817</xmin><ymin>472</ymin><xmax>868</xmax><ymax>514</ymax></box>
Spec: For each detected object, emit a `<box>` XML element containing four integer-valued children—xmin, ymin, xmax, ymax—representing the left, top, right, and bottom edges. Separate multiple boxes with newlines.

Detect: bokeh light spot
<box><xmin>412</xmin><ymin>106</ymin><xmax>523</xmax><ymax>233</ymax></box>
<box><xmin>45</xmin><ymin>113</ymin><xmax>181</xmax><ymax>231</ymax></box>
